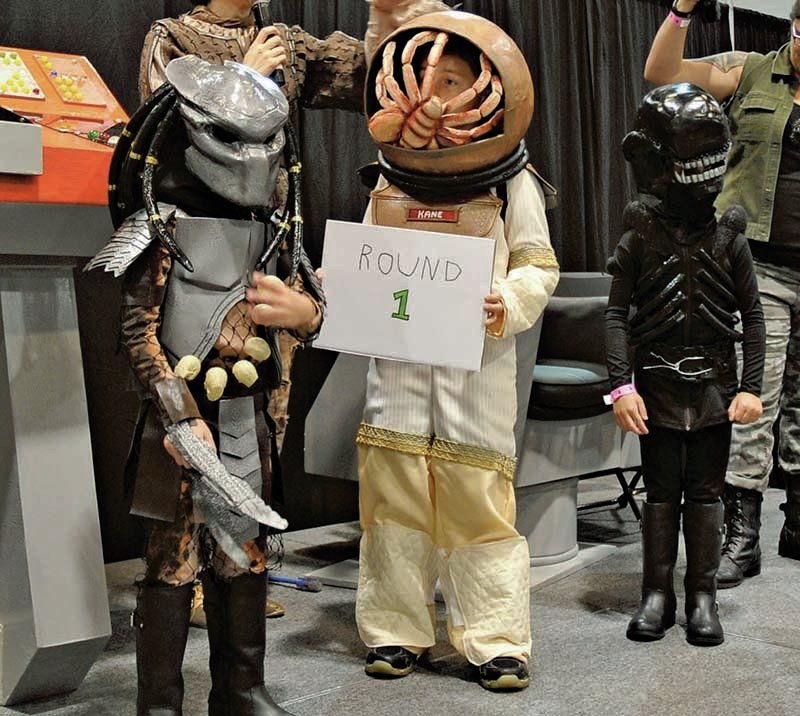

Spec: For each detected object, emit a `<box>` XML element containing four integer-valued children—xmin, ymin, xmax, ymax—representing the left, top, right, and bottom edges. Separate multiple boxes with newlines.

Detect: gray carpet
<box><xmin>2</xmin><ymin>481</ymin><xmax>799</xmax><ymax>716</ymax></box>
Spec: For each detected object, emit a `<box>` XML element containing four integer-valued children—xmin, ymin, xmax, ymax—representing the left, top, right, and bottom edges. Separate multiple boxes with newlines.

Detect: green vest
<box><xmin>716</xmin><ymin>44</ymin><xmax>796</xmax><ymax>242</ymax></box>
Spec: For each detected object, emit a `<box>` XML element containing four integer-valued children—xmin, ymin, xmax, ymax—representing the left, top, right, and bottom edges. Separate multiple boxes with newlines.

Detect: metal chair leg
<box><xmin>576</xmin><ymin>467</ymin><xmax>643</xmax><ymax>521</ymax></box>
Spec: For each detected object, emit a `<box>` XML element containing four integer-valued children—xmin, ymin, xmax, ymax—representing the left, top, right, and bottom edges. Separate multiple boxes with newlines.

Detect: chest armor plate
<box><xmin>370</xmin><ymin>183</ymin><xmax>503</xmax><ymax>236</ymax></box>
<box><xmin>160</xmin><ymin>215</ymin><xmax>271</xmax><ymax>362</ymax></box>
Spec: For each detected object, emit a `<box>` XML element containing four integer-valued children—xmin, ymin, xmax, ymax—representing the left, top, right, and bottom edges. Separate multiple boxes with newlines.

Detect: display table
<box><xmin>0</xmin><ymin>202</ymin><xmax>113</xmax><ymax>705</ymax></box>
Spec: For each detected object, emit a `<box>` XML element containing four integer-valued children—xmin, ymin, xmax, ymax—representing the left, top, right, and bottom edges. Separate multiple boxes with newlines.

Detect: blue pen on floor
<box><xmin>268</xmin><ymin>574</ymin><xmax>323</xmax><ymax>592</ymax></box>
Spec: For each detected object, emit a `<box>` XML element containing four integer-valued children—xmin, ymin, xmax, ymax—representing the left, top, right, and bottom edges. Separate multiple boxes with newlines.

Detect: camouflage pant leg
<box><xmin>777</xmin><ymin>271</ymin><xmax>800</xmax><ymax>478</ymax></box>
<box><xmin>144</xmin><ymin>476</ymin><xmax>270</xmax><ymax>585</ymax></box>
<box><xmin>267</xmin><ymin>330</ymin><xmax>300</xmax><ymax>456</ymax></box>
<box><xmin>144</xmin><ymin>477</ymin><xmax>202</xmax><ymax>586</ymax></box>
<box><xmin>727</xmin><ymin>260</ymin><xmax>800</xmax><ymax>491</ymax></box>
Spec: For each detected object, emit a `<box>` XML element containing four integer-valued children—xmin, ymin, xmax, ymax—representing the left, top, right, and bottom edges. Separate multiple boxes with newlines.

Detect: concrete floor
<box><xmin>2</xmin><ymin>480</ymin><xmax>799</xmax><ymax>716</ymax></box>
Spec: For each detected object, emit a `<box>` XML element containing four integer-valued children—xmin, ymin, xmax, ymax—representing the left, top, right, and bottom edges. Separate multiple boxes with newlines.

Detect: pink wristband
<box><xmin>609</xmin><ymin>383</ymin><xmax>637</xmax><ymax>403</ymax></box>
<box><xmin>667</xmin><ymin>10</ymin><xmax>691</xmax><ymax>28</ymax></box>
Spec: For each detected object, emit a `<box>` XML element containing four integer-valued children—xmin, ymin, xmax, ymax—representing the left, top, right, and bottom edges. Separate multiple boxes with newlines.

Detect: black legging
<box><xmin>639</xmin><ymin>422</ymin><xmax>732</xmax><ymax>505</ymax></box>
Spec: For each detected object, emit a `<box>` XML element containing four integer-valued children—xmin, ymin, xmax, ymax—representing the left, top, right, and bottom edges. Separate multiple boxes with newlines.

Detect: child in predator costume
<box><xmin>355</xmin><ymin>11</ymin><xmax>559</xmax><ymax>691</ymax></box>
<box><xmin>605</xmin><ymin>83</ymin><xmax>765</xmax><ymax>648</ymax></box>
<box><xmin>87</xmin><ymin>53</ymin><xmax>322</xmax><ymax>716</ymax></box>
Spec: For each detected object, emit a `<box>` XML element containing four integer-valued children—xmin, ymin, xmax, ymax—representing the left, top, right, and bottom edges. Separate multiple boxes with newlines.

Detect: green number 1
<box><xmin>392</xmin><ymin>289</ymin><xmax>411</xmax><ymax>321</ymax></box>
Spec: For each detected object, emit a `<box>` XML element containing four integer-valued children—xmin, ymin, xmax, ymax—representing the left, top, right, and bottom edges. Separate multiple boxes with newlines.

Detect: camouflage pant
<box><xmin>143</xmin><ymin>394</ymin><xmax>277</xmax><ymax>586</ymax></box>
<box><xmin>727</xmin><ymin>258</ymin><xmax>800</xmax><ymax>492</ymax></box>
<box><xmin>267</xmin><ymin>330</ymin><xmax>299</xmax><ymax>456</ymax></box>
<box><xmin>144</xmin><ymin>477</ymin><xmax>270</xmax><ymax>586</ymax></box>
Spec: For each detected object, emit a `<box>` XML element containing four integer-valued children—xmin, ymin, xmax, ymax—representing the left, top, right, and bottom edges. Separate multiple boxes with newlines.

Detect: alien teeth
<box><xmin>674</xmin><ymin>152</ymin><xmax>728</xmax><ymax>183</ymax></box>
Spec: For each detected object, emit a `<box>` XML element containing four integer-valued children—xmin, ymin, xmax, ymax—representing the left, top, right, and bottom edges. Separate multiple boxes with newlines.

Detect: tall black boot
<box><xmin>226</xmin><ymin>572</ymin><xmax>293</xmax><ymax>716</ymax></box>
<box><xmin>717</xmin><ymin>484</ymin><xmax>762</xmax><ymax>588</ymax></box>
<box><xmin>683</xmin><ymin>501</ymin><xmax>724</xmax><ymax>647</ymax></box>
<box><xmin>626</xmin><ymin>501</ymin><xmax>680</xmax><ymax>641</ymax></box>
<box><xmin>200</xmin><ymin>571</ymin><xmax>231</xmax><ymax>716</ymax></box>
<box><xmin>779</xmin><ymin>475</ymin><xmax>800</xmax><ymax>559</ymax></box>
<box><xmin>133</xmin><ymin>582</ymin><xmax>194</xmax><ymax>716</ymax></box>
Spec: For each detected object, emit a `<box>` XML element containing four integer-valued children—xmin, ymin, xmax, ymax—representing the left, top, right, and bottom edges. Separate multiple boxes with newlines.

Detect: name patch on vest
<box><xmin>407</xmin><ymin>208</ymin><xmax>460</xmax><ymax>223</ymax></box>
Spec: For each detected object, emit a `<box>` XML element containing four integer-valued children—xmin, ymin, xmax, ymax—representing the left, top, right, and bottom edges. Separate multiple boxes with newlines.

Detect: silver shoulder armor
<box><xmin>84</xmin><ymin>204</ymin><xmax>178</xmax><ymax>277</ymax></box>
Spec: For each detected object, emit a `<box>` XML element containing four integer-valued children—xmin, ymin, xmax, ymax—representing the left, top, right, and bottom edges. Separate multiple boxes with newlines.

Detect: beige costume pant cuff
<box><xmin>356</xmin><ymin>523</ymin><xmax>438</xmax><ymax>650</ymax></box>
<box><xmin>439</xmin><ymin>535</ymin><xmax>531</xmax><ymax>665</ymax></box>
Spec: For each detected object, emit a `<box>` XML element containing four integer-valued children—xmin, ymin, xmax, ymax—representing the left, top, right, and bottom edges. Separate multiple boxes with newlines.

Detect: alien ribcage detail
<box><xmin>630</xmin><ymin>240</ymin><xmax>741</xmax><ymax>349</ymax></box>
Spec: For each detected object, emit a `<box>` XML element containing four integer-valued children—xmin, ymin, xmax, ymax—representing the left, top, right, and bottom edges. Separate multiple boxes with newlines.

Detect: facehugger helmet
<box><xmin>365</xmin><ymin>10</ymin><xmax>534</xmax><ymax>178</ymax></box>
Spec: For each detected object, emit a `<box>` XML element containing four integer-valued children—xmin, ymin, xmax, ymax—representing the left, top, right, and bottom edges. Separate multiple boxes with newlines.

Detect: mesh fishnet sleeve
<box><xmin>120</xmin><ymin>243</ymin><xmax>201</xmax><ymax>426</ymax></box>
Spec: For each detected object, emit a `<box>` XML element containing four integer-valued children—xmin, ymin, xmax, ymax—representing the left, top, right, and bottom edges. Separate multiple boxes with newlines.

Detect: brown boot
<box><xmin>266</xmin><ymin>598</ymin><xmax>285</xmax><ymax>618</ymax></box>
<box><xmin>189</xmin><ymin>581</ymin><xmax>207</xmax><ymax>629</ymax></box>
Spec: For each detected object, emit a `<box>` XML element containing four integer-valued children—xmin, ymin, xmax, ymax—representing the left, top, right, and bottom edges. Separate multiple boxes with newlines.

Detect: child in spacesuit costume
<box><xmin>355</xmin><ymin>10</ymin><xmax>559</xmax><ymax>691</ymax></box>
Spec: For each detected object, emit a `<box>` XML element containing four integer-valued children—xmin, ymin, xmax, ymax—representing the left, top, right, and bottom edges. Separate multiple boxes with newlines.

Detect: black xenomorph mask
<box><xmin>622</xmin><ymin>82</ymin><xmax>730</xmax><ymax>202</ymax></box>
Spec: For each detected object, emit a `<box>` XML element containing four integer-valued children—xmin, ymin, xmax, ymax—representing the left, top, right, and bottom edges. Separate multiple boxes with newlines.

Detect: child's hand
<box><xmin>246</xmin><ymin>272</ymin><xmax>319</xmax><ymax>332</ymax></box>
<box><xmin>484</xmin><ymin>293</ymin><xmax>505</xmax><ymax>335</ymax></box>
<box><xmin>243</xmin><ymin>27</ymin><xmax>287</xmax><ymax>77</ymax></box>
<box><xmin>366</xmin><ymin>1</ymin><xmax>449</xmax><ymax>62</ymax></box>
<box><xmin>728</xmin><ymin>391</ymin><xmax>762</xmax><ymax>424</ymax></box>
<box><xmin>163</xmin><ymin>418</ymin><xmax>216</xmax><ymax>468</ymax></box>
<box><xmin>613</xmin><ymin>393</ymin><xmax>649</xmax><ymax>435</ymax></box>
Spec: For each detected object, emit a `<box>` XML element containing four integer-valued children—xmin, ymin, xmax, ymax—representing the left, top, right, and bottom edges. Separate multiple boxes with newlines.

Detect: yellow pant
<box><xmin>356</xmin><ymin>446</ymin><xmax>531</xmax><ymax>665</ymax></box>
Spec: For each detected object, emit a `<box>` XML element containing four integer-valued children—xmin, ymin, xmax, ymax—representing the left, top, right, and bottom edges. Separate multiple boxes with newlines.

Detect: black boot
<box><xmin>626</xmin><ymin>501</ymin><xmax>680</xmax><ymax>641</ymax></box>
<box><xmin>779</xmin><ymin>475</ymin><xmax>800</xmax><ymax>560</ymax></box>
<box><xmin>133</xmin><ymin>582</ymin><xmax>194</xmax><ymax>716</ymax></box>
<box><xmin>683</xmin><ymin>501</ymin><xmax>724</xmax><ymax>647</ymax></box>
<box><xmin>205</xmin><ymin>571</ymin><xmax>293</xmax><ymax>716</ymax></box>
<box><xmin>717</xmin><ymin>484</ymin><xmax>762</xmax><ymax>588</ymax></box>
<box><xmin>200</xmin><ymin>571</ymin><xmax>231</xmax><ymax>716</ymax></box>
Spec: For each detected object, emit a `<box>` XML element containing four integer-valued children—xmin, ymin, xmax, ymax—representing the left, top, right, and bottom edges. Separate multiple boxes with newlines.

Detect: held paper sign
<box><xmin>315</xmin><ymin>219</ymin><xmax>495</xmax><ymax>371</ymax></box>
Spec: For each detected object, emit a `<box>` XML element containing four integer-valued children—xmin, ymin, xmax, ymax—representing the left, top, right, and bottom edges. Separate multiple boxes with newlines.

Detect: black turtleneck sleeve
<box><xmin>604</xmin><ymin>230</ymin><xmax>641</xmax><ymax>390</ymax></box>
<box><xmin>731</xmin><ymin>236</ymin><xmax>765</xmax><ymax>396</ymax></box>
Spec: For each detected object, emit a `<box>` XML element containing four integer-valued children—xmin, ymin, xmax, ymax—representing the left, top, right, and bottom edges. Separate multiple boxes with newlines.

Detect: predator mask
<box><xmin>166</xmin><ymin>55</ymin><xmax>289</xmax><ymax>208</ymax></box>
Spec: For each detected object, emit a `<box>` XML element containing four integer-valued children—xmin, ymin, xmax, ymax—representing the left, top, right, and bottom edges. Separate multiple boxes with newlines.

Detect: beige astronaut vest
<box><xmin>370</xmin><ymin>184</ymin><xmax>503</xmax><ymax>236</ymax></box>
